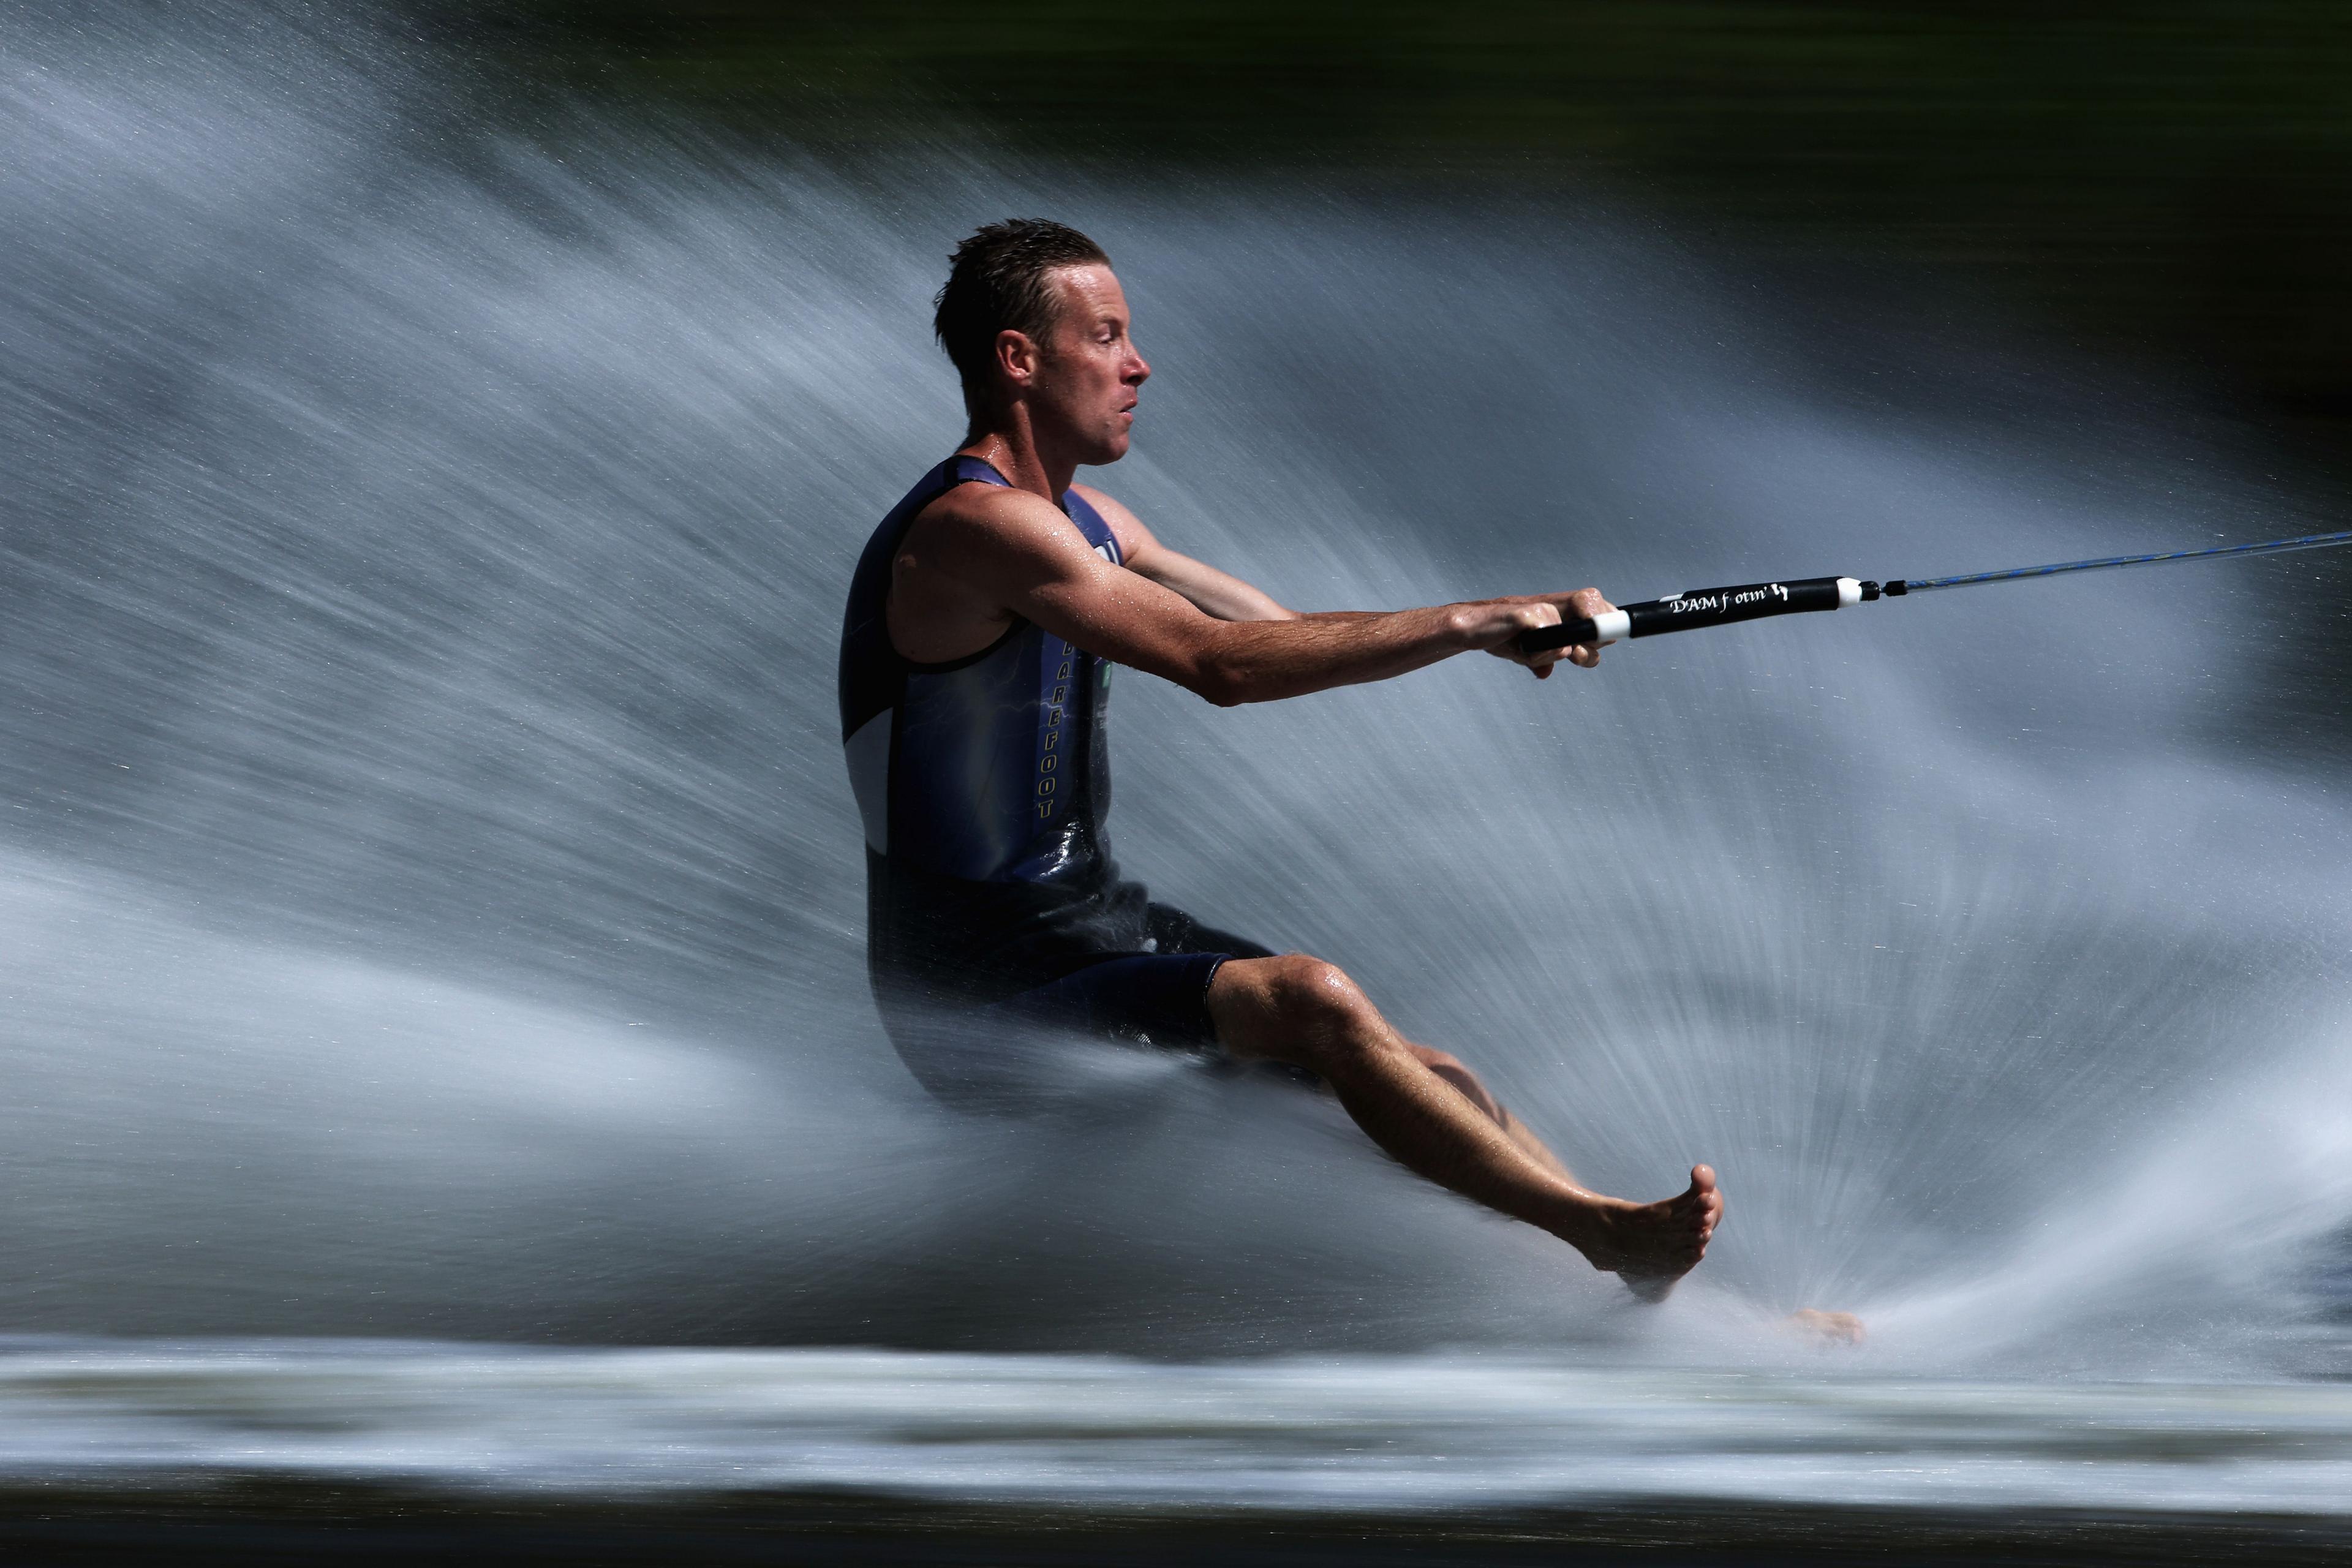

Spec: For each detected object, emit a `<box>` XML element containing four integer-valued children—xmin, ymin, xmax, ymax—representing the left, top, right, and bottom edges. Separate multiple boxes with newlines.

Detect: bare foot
<box><xmin>1566</xmin><ymin>1164</ymin><xmax>1722</xmax><ymax>1302</ymax></box>
<box><xmin>1783</xmin><ymin>1308</ymin><xmax>1866</xmax><ymax>1346</ymax></box>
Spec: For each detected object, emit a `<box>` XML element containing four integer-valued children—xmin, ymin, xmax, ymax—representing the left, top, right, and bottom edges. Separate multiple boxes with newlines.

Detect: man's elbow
<box><xmin>1193</xmin><ymin>672</ymin><xmax>1248</xmax><ymax>708</ymax></box>
<box><xmin>1187</xmin><ymin>657</ymin><xmax>1251</xmax><ymax>708</ymax></box>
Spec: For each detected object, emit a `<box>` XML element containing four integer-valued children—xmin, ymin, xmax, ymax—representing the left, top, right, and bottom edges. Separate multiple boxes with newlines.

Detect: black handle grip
<box><xmin>1513</xmin><ymin>577</ymin><xmax>1868</xmax><ymax>655</ymax></box>
<box><xmin>1517</xmin><ymin>617</ymin><xmax>1602</xmax><ymax>654</ymax></box>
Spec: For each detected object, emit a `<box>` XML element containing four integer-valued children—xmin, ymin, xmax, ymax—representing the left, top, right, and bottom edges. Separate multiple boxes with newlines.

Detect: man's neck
<box><xmin>959</xmin><ymin>414</ymin><xmax>1074</xmax><ymax>503</ymax></box>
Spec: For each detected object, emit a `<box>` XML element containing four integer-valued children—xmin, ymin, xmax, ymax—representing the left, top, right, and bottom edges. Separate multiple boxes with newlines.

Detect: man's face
<box><xmin>1023</xmin><ymin>263</ymin><xmax>1150</xmax><ymax>465</ymax></box>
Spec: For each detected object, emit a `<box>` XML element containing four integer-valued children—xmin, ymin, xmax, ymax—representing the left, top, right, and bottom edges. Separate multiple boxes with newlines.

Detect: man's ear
<box><xmin>993</xmin><ymin>328</ymin><xmax>1040</xmax><ymax>390</ymax></box>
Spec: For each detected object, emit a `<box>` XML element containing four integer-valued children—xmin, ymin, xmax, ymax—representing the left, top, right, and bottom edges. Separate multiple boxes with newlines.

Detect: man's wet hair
<box><xmin>934</xmin><ymin>219</ymin><xmax>1110</xmax><ymax>429</ymax></box>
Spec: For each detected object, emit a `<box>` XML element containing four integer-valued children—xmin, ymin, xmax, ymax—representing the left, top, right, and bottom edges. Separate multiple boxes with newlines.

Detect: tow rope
<box><xmin>1515</xmin><ymin>529</ymin><xmax>2352</xmax><ymax>654</ymax></box>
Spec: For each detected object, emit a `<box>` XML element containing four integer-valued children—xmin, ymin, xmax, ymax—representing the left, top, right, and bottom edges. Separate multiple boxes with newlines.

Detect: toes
<box><xmin>1785</xmin><ymin>1309</ymin><xmax>1868</xmax><ymax>1347</ymax></box>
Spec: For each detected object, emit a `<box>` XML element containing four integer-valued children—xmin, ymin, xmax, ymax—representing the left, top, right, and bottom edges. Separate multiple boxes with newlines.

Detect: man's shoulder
<box><xmin>915</xmin><ymin>475</ymin><xmax>1057</xmax><ymax>529</ymax></box>
<box><xmin>907</xmin><ymin>478</ymin><xmax>1101</xmax><ymax>575</ymax></box>
<box><xmin>912</xmin><ymin>479</ymin><xmax>1077</xmax><ymax>545</ymax></box>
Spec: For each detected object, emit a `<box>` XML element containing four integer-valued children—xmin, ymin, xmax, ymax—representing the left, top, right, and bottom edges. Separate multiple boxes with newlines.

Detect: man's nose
<box><xmin>1126</xmin><ymin>348</ymin><xmax>1150</xmax><ymax>383</ymax></box>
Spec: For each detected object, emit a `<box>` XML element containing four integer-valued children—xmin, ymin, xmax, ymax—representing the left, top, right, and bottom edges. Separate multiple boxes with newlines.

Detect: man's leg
<box><xmin>1208</xmin><ymin>953</ymin><xmax>1721</xmax><ymax>1295</ymax></box>
<box><xmin>1406</xmin><ymin>1024</ymin><xmax>1863</xmax><ymax>1341</ymax></box>
<box><xmin>1402</xmin><ymin>1041</ymin><xmax>1581</xmax><ymax>1180</ymax></box>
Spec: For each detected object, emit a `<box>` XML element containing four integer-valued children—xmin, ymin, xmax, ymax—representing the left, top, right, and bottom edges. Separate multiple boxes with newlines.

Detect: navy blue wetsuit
<box><xmin>839</xmin><ymin>456</ymin><xmax>1272</xmax><ymax>1099</ymax></box>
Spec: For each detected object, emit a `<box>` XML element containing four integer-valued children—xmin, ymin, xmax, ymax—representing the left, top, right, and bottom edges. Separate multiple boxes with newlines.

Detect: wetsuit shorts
<box><xmin>977</xmin><ymin>902</ymin><xmax>1275</xmax><ymax>1047</ymax></box>
<box><xmin>876</xmin><ymin>902</ymin><xmax>1277</xmax><ymax>1107</ymax></box>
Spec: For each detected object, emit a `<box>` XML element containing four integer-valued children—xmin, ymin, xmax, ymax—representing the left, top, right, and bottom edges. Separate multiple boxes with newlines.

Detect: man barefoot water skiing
<box><xmin>841</xmin><ymin>219</ymin><xmax>1721</xmax><ymax>1299</ymax></box>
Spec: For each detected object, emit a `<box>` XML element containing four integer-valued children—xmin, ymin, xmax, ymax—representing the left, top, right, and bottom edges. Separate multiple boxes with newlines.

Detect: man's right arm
<box><xmin>926</xmin><ymin>487</ymin><xmax>1611</xmax><ymax>707</ymax></box>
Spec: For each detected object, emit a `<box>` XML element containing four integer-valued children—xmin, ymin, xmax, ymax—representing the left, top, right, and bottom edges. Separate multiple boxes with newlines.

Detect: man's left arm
<box><xmin>1072</xmin><ymin>484</ymin><xmax>1295</xmax><ymax>624</ymax></box>
<box><xmin>1071</xmin><ymin>483</ymin><xmax>1607</xmax><ymax>681</ymax></box>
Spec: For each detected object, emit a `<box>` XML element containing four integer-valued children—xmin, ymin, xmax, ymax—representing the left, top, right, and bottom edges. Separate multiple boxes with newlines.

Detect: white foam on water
<box><xmin>0</xmin><ymin>5</ymin><xmax>2348</xmax><ymax>1502</ymax></box>
<box><xmin>4</xmin><ymin>1338</ymin><xmax>2352</xmax><ymax>1517</ymax></box>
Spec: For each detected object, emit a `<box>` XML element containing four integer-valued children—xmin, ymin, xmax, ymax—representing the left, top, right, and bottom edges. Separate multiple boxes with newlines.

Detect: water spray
<box><xmin>1514</xmin><ymin>529</ymin><xmax>2352</xmax><ymax>654</ymax></box>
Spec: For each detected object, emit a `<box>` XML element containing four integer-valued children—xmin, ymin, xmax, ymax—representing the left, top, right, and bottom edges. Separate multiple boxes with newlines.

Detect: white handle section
<box><xmin>1591</xmin><ymin>608</ymin><xmax>1632</xmax><ymax>641</ymax></box>
<box><xmin>1836</xmin><ymin>576</ymin><xmax>1863</xmax><ymax>608</ymax></box>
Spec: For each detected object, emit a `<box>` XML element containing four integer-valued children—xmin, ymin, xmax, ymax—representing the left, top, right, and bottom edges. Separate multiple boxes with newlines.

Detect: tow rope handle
<box><xmin>1514</xmin><ymin>577</ymin><xmax>1880</xmax><ymax>655</ymax></box>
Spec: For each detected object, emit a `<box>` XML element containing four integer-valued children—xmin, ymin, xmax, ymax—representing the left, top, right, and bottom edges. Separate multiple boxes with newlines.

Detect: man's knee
<box><xmin>1263</xmin><ymin>954</ymin><xmax>1373</xmax><ymax>1024</ymax></box>
<box><xmin>1212</xmin><ymin>952</ymin><xmax>1382</xmax><ymax>1066</ymax></box>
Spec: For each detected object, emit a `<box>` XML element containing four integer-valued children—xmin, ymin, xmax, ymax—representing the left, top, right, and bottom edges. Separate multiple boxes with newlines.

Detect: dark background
<box><xmin>456</xmin><ymin>1</ymin><xmax>2352</xmax><ymax>752</ymax></box>
<box><xmin>500</xmin><ymin>4</ymin><xmax>2352</xmax><ymax>443</ymax></box>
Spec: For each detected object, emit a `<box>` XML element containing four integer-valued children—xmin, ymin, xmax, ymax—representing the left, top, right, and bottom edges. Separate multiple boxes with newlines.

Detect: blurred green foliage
<box><xmin>519</xmin><ymin>1</ymin><xmax>2352</xmax><ymax>445</ymax></box>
